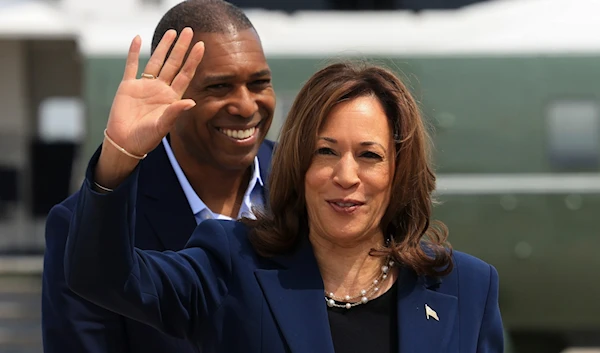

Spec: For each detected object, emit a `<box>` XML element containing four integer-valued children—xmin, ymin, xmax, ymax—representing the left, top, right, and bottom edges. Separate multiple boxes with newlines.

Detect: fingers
<box><xmin>142</xmin><ymin>29</ymin><xmax>177</xmax><ymax>78</ymax></box>
<box><xmin>158</xmin><ymin>27</ymin><xmax>194</xmax><ymax>84</ymax></box>
<box><xmin>137</xmin><ymin>28</ymin><xmax>203</xmax><ymax>96</ymax></box>
<box><xmin>123</xmin><ymin>36</ymin><xmax>141</xmax><ymax>81</ymax></box>
<box><xmin>171</xmin><ymin>41</ymin><xmax>205</xmax><ymax>96</ymax></box>
<box><xmin>156</xmin><ymin>99</ymin><xmax>196</xmax><ymax>136</ymax></box>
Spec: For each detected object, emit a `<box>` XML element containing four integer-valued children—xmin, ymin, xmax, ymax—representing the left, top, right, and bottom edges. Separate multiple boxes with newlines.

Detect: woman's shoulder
<box><xmin>451</xmin><ymin>250</ymin><xmax>497</xmax><ymax>277</ymax></box>
<box><xmin>188</xmin><ymin>219</ymin><xmax>253</xmax><ymax>246</ymax></box>
<box><xmin>443</xmin><ymin>250</ymin><xmax>499</xmax><ymax>297</ymax></box>
<box><xmin>187</xmin><ymin>219</ymin><xmax>262</xmax><ymax>263</ymax></box>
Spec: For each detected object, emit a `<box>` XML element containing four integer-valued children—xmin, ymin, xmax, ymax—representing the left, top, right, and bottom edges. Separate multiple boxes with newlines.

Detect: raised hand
<box><xmin>105</xmin><ymin>27</ymin><xmax>204</xmax><ymax>157</ymax></box>
<box><xmin>94</xmin><ymin>28</ymin><xmax>205</xmax><ymax>190</ymax></box>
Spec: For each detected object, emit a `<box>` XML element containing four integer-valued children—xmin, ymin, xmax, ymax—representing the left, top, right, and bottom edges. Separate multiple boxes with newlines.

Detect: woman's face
<box><xmin>304</xmin><ymin>95</ymin><xmax>395</xmax><ymax>247</ymax></box>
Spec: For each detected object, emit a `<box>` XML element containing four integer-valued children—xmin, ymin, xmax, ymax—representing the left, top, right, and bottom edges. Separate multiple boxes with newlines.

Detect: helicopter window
<box><xmin>546</xmin><ymin>100</ymin><xmax>600</xmax><ymax>170</ymax></box>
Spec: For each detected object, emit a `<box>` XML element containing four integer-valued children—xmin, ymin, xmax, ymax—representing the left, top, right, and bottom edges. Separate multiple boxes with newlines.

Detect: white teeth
<box><xmin>219</xmin><ymin>127</ymin><xmax>256</xmax><ymax>140</ymax></box>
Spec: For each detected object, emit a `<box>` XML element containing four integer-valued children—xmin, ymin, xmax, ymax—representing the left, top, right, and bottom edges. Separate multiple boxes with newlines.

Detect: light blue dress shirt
<box><xmin>162</xmin><ymin>138</ymin><xmax>265</xmax><ymax>225</ymax></box>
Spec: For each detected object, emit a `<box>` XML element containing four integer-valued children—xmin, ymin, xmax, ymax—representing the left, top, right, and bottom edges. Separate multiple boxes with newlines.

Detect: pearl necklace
<box><xmin>324</xmin><ymin>258</ymin><xmax>395</xmax><ymax>309</ymax></box>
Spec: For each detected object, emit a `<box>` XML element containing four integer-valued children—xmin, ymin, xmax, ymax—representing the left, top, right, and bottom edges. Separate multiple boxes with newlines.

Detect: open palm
<box><xmin>105</xmin><ymin>27</ymin><xmax>205</xmax><ymax>157</ymax></box>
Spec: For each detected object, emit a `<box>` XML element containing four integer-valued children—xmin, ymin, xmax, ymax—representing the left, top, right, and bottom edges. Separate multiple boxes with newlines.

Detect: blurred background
<box><xmin>0</xmin><ymin>0</ymin><xmax>599</xmax><ymax>352</ymax></box>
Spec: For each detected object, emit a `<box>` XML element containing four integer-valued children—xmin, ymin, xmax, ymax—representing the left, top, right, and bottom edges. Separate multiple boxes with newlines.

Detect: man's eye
<box><xmin>207</xmin><ymin>84</ymin><xmax>229</xmax><ymax>90</ymax></box>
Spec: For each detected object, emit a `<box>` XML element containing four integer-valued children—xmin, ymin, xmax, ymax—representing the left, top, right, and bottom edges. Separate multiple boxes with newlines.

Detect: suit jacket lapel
<box><xmin>396</xmin><ymin>268</ymin><xmax>458</xmax><ymax>353</ymax></box>
<box><xmin>254</xmin><ymin>237</ymin><xmax>335</xmax><ymax>353</ymax></box>
<box><xmin>137</xmin><ymin>142</ymin><xmax>197</xmax><ymax>251</ymax></box>
<box><xmin>256</xmin><ymin>141</ymin><xmax>275</xmax><ymax>211</ymax></box>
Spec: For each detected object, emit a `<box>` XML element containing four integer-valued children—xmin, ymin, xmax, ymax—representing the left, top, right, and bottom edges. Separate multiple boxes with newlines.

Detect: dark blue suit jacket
<box><xmin>63</xmin><ymin>155</ymin><xmax>504</xmax><ymax>353</ymax></box>
<box><xmin>42</xmin><ymin>140</ymin><xmax>275</xmax><ymax>353</ymax></box>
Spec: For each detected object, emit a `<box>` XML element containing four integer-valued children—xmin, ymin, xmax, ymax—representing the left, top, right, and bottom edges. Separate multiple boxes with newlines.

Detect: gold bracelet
<box><xmin>103</xmin><ymin>129</ymin><xmax>147</xmax><ymax>160</ymax></box>
<box><xmin>93</xmin><ymin>181</ymin><xmax>114</xmax><ymax>193</ymax></box>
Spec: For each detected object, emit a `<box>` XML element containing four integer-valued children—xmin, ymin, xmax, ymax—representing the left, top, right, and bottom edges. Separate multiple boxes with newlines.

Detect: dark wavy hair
<box><xmin>244</xmin><ymin>61</ymin><xmax>453</xmax><ymax>277</ymax></box>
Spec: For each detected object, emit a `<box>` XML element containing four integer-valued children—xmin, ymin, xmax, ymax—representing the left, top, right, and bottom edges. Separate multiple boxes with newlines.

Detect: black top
<box><xmin>327</xmin><ymin>282</ymin><xmax>398</xmax><ymax>353</ymax></box>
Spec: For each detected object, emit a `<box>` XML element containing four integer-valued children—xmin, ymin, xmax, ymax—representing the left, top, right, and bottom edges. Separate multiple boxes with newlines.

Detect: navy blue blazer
<box><xmin>63</xmin><ymin>155</ymin><xmax>504</xmax><ymax>353</ymax></box>
<box><xmin>42</xmin><ymin>140</ymin><xmax>275</xmax><ymax>353</ymax></box>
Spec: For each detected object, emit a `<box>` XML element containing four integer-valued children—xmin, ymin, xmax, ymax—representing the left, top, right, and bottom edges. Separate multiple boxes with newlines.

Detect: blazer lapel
<box><xmin>137</xmin><ymin>143</ymin><xmax>197</xmax><ymax>251</ymax></box>
<box><xmin>396</xmin><ymin>268</ymin><xmax>458</xmax><ymax>353</ymax></box>
<box><xmin>256</xmin><ymin>141</ymin><xmax>275</xmax><ymax>211</ymax></box>
<box><xmin>254</xmin><ymin>237</ymin><xmax>335</xmax><ymax>353</ymax></box>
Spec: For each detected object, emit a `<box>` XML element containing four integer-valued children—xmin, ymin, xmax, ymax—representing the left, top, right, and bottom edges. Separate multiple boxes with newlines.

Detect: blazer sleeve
<box><xmin>477</xmin><ymin>264</ymin><xmax>504</xmax><ymax>352</ymax></box>
<box><xmin>64</xmin><ymin>160</ymin><xmax>233</xmax><ymax>342</ymax></box>
<box><xmin>42</xmin><ymin>203</ymin><xmax>129</xmax><ymax>353</ymax></box>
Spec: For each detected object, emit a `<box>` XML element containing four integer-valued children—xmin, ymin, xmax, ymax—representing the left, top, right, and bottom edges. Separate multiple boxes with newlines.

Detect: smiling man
<box><xmin>41</xmin><ymin>1</ymin><xmax>276</xmax><ymax>352</ymax></box>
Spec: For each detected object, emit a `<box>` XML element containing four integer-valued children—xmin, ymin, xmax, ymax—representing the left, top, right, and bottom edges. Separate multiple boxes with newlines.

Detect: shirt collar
<box><xmin>162</xmin><ymin>137</ymin><xmax>263</xmax><ymax>219</ymax></box>
<box><xmin>250</xmin><ymin>153</ymin><xmax>264</xmax><ymax>188</ymax></box>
